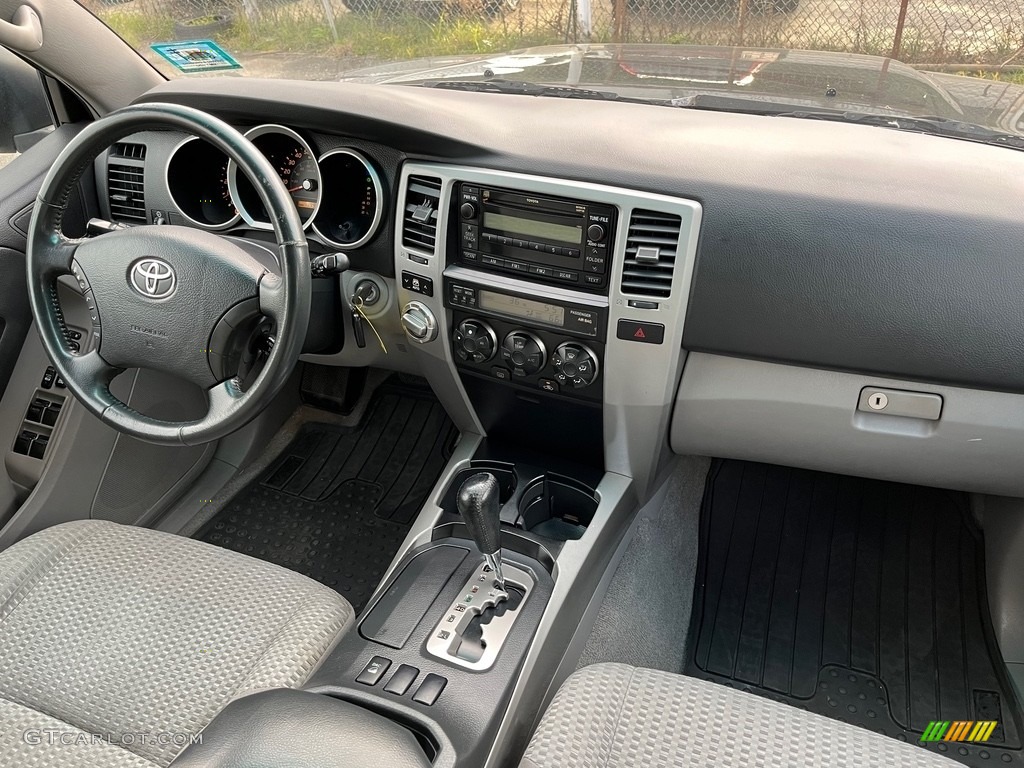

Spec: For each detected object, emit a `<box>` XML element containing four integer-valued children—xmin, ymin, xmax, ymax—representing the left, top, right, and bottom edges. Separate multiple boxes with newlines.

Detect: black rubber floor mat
<box><xmin>685</xmin><ymin>460</ymin><xmax>1024</xmax><ymax>766</ymax></box>
<box><xmin>196</xmin><ymin>384</ymin><xmax>457</xmax><ymax>612</ymax></box>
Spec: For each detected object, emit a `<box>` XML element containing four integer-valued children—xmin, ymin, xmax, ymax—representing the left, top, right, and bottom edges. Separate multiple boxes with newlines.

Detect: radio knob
<box><xmin>587</xmin><ymin>223</ymin><xmax>605</xmax><ymax>242</ymax></box>
<box><xmin>453</xmin><ymin>319</ymin><xmax>497</xmax><ymax>363</ymax></box>
<box><xmin>460</xmin><ymin>202</ymin><xmax>477</xmax><ymax>220</ymax></box>
<box><xmin>501</xmin><ymin>331</ymin><xmax>547</xmax><ymax>377</ymax></box>
<box><xmin>401</xmin><ymin>302</ymin><xmax>437</xmax><ymax>343</ymax></box>
<box><xmin>552</xmin><ymin>342</ymin><xmax>599</xmax><ymax>388</ymax></box>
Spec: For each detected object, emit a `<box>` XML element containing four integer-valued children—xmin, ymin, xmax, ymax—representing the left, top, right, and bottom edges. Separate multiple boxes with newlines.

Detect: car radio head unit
<box><xmin>456</xmin><ymin>183</ymin><xmax>616</xmax><ymax>293</ymax></box>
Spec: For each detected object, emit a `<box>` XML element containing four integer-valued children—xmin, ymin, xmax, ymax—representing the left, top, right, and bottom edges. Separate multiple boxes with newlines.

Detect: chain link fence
<box><xmin>96</xmin><ymin>0</ymin><xmax>1024</xmax><ymax>67</ymax></box>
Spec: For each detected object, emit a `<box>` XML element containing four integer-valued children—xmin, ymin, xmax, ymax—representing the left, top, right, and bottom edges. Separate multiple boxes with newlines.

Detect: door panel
<box><xmin>0</xmin><ymin>123</ymin><xmax>88</xmax><ymax>400</ymax></box>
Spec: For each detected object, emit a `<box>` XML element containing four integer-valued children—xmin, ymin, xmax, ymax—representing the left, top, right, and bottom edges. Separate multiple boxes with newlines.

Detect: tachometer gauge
<box><xmin>312</xmin><ymin>149</ymin><xmax>384</xmax><ymax>249</ymax></box>
<box><xmin>166</xmin><ymin>137</ymin><xmax>239</xmax><ymax>229</ymax></box>
<box><xmin>227</xmin><ymin>125</ymin><xmax>322</xmax><ymax>230</ymax></box>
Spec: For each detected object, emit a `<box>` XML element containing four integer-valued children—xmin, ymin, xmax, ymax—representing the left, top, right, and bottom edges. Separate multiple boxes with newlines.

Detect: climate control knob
<box><xmin>452</xmin><ymin>319</ymin><xmax>497</xmax><ymax>363</ymax></box>
<box><xmin>501</xmin><ymin>331</ymin><xmax>547</xmax><ymax>377</ymax></box>
<box><xmin>552</xmin><ymin>342</ymin><xmax>599</xmax><ymax>388</ymax></box>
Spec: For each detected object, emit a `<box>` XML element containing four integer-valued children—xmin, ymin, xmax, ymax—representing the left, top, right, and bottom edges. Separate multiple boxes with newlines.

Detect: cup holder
<box><xmin>517</xmin><ymin>473</ymin><xmax>598</xmax><ymax>541</ymax></box>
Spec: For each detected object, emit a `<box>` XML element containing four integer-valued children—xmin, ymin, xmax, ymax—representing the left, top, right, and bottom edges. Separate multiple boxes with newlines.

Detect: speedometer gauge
<box><xmin>227</xmin><ymin>125</ymin><xmax>322</xmax><ymax>230</ymax></box>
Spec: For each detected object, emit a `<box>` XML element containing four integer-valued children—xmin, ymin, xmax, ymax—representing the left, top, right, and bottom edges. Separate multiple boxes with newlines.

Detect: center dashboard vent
<box><xmin>620</xmin><ymin>209</ymin><xmax>683</xmax><ymax>298</ymax></box>
<box><xmin>402</xmin><ymin>175</ymin><xmax>442</xmax><ymax>254</ymax></box>
<box><xmin>107</xmin><ymin>162</ymin><xmax>146</xmax><ymax>224</ymax></box>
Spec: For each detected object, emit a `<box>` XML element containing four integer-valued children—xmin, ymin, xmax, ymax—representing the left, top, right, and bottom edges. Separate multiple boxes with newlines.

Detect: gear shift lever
<box><xmin>457</xmin><ymin>472</ymin><xmax>505</xmax><ymax>589</ymax></box>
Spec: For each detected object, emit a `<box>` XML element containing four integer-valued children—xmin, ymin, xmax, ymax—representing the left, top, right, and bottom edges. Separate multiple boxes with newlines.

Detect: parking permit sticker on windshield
<box><xmin>151</xmin><ymin>41</ymin><xmax>241</xmax><ymax>73</ymax></box>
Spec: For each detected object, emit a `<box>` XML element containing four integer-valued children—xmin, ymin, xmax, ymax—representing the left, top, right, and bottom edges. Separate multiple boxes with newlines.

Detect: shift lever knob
<box><xmin>457</xmin><ymin>472</ymin><xmax>504</xmax><ymax>588</ymax></box>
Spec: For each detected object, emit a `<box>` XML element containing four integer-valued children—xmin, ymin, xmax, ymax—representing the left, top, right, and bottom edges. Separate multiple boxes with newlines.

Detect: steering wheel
<box><xmin>26</xmin><ymin>103</ymin><xmax>310</xmax><ymax>446</ymax></box>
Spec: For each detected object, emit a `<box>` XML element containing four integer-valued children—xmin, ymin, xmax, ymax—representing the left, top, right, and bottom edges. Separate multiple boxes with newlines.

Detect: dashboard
<box><xmin>96</xmin><ymin>77</ymin><xmax>1024</xmax><ymax>498</ymax></box>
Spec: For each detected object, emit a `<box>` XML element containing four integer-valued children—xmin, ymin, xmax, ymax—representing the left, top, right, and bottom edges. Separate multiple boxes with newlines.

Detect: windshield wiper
<box><xmin>416</xmin><ymin>79</ymin><xmax>654</xmax><ymax>104</ymax></box>
<box><xmin>774</xmin><ymin>110</ymin><xmax>1024</xmax><ymax>150</ymax></box>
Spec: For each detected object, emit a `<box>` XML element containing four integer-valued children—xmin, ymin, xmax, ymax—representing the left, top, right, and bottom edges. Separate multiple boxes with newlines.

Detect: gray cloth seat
<box><xmin>0</xmin><ymin>520</ymin><xmax>354</xmax><ymax>767</ymax></box>
<box><xmin>522</xmin><ymin>663</ymin><xmax>961</xmax><ymax>768</ymax></box>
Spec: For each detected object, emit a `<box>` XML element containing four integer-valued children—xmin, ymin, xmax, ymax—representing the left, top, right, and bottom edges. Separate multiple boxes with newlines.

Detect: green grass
<box><xmin>953</xmin><ymin>69</ymin><xmax>1024</xmax><ymax>85</ymax></box>
<box><xmin>99</xmin><ymin>8</ymin><xmax>175</xmax><ymax>48</ymax></box>
<box><xmin>100</xmin><ymin>5</ymin><xmax>560</xmax><ymax>62</ymax></box>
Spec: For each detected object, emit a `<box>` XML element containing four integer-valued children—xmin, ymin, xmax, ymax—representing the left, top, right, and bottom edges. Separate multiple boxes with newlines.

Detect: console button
<box><xmin>529</xmin><ymin>265</ymin><xmax>553</xmax><ymax>278</ymax></box>
<box><xmin>463</xmin><ymin>250</ymin><xmax>479</xmax><ymax>262</ymax></box>
<box><xmin>41</xmin><ymin>367</ymin><xmax>55</xmax><ymax>389</ymax></box>
<box><xmin>502</xmin><ymin>331</ymin><xmax>546</xmax><ymax>376</ymax></box>
<box><xmin>616</xmin><ymin>320</ymin><xmax>666</xmax><ymax>345</ymax></box>
<box><xmin>481</xmin><ymin>255</ymin><xmax>503</xmax><ymax>268</ymax></box>
<box><xmin>506</xmin><ymin>260</ymin><xmax>529</xmax><ymax>273</ymax></box>
<box><xmin>454</xmin><ymin>320</ymin><xmax>497</xmax><ymax>364</ymax></box>
<box><xmin>552</xmin><ymin>343</ymin><xmax>599</xmax><ymax>388</ymax></box>
<box><xmin>492</xmin><ymin>367</ymin><xmax>510</xmax><ymax>381</ymax></box>
<box><xmin>583</xmin><ymin>274</ymin><xmax>605</xmax><ymax>287</ymax></box>
<box><xmin>401</xmin><ymin>272</ymin><xmax>433</xmax><ymax>297</ymax></box>
<box><xmin>356</xmin><ymin>656</ymin><xmax>391</xmax><ymax>686</ymax></box>
<box><xmin>384</xmin><ymin>664</ymin><xmax>419</xmax><ymax>696</ymax></box>
<box><xmin>412</xmin><ymin>674</ymin><xmax>447</xmax><ymax>706</ymax></box>
<box><xmin>554</xmin><ymin>269</ymin><xmax>578</xmax><ymax>283</ymax></box>
<box><xmin>539</xmin><ymin>378</ymin><xmax>559</xmax><ymax>393</ymax></box>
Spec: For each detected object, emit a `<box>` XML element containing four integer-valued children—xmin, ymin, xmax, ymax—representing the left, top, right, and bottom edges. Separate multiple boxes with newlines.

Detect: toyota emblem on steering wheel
<box><xmin>130</xmin><ymin>258</ymin><xmax>177</xmax><ymax>299</ymax></box>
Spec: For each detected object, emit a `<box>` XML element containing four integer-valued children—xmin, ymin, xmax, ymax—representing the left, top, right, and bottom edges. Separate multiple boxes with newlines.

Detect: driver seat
<box><xmin>0</xmin><ymin>519</ymin><xmax>354</xmax><ymax>766</ymax></box>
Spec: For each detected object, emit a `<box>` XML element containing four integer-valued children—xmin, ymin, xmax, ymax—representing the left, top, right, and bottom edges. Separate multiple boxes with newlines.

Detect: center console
<box><xmin>183</xmin><ymin>167</ymin><xmax>702</xmax><ymax>768</ymax></box>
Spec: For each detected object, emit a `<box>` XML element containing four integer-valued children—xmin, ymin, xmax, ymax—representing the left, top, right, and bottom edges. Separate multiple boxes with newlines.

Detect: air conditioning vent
<box><xmin>402</xmin><ymin>175</ymin><xmax>442</xmax><ymax>254</ymax></box>
<box><xmin>107</xmin><ymin>163</ymin><xmax>147</xmax><ymax>224</ymax></box>
<box><xmin>619</xmin><ymin>208</ymin><xmax>682</xmax><ymax>298</ymax></box>
<box><xmin>112</xmin><ymin>142</ymin><xmax>147</xmax><ymax>160</ymax></box>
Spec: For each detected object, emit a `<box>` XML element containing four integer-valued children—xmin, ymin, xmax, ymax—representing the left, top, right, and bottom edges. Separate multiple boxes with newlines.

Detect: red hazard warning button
<box><xmin>616</xmin><ymin>319</ymin><xmax>665</xmax><ymax>345</ymax></box>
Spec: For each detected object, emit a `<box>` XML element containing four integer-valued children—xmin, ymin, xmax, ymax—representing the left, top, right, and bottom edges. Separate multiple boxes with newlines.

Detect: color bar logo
<box><xmin>921</xmin><ymin>721</ymin><xmax>998</xmax><ymax>743</ymax></box>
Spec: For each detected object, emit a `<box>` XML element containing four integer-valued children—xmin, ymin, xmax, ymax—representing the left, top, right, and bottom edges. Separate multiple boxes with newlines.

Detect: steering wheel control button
<box><xmin>857</xmin><ymin>387</ymin><xmax>942</xmax><ymax>420</ymax></box>
<box><xmin>128</xmin><ymin>258</ymin><xmax>177</xmax><ymax>300</ymax></box>
<box><xmin>70</xmin><ymin>260</ymin><xmax>92</xmax><ymax>294</ymax></box>
<box><xmin>356</xmin><ymin>656</ymin><xmax>391</xmax><ymax>686</ymax></box>
<box><xmin>616</xmin><ymin>319</ymin><xmax>665</xmax><ymax>345</ymax></box>
<box><xmin>383</xmin><ymin>664</ymin><xmax>420</xmax><ymax>696</ymax></box>
<box><xmin>502</xmin><ymin>331</ymin><xmax>546</xmax><ymax>377</ymax></box>
<box><xmin>401</xmin><ymin>272</ymin><xmax>433</xmax><ymax>297</ymax></box>
<box><xmin>411</xmin><ymin>674</ymin><xmax>447</xmax><ymax>706</ymax></box>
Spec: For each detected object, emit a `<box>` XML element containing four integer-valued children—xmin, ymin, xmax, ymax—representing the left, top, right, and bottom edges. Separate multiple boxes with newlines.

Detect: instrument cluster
<box><xmin>165</xmin><ymin>124</ymin><xmax>384</xmax><ymax>249</ymax></box>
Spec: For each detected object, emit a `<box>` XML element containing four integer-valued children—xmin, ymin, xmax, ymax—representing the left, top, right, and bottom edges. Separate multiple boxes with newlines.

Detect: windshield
<box><xmin>79</xmin><ymin>0</ymin><xmax>1024</xmax><ymax>136</ymax></box>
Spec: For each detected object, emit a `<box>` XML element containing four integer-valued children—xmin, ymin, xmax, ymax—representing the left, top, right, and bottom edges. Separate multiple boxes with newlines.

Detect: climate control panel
<box><xmin>449</xmin><ymin>311</ymin><xmax>603</xmax><ymax>402</ymax></box>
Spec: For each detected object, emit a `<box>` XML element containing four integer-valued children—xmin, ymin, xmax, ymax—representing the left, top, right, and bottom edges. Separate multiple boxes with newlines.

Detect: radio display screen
<box><xmin>478</xmin><ymin>290</ymin><xmax>566</xmax><ymax>327</ymax></box>
<box><xmin>483</xmin><ymin>212</ymin><xmax>582</xmax><ymax>245</ymax></box>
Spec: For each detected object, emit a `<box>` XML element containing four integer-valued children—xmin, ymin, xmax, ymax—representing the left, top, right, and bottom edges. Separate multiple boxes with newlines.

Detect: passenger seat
<box><xmin>522</xmin><ymin>663</ymin><xmax>959</xmax><ymax>767</ymax></box>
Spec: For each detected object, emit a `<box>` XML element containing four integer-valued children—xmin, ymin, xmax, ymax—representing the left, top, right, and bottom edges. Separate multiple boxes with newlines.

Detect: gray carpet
<box><xmin>577</xmin><ymin>455</ymin><xmax>710</xmax><ymax>673</ymax></box>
